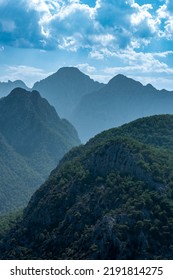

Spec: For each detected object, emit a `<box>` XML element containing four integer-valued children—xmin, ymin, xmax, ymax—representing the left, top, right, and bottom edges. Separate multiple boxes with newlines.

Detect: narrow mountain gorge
<box><xmin>1</xmin><ymin>115</ymin><xmax>173</xmax><ymax>259</ymax></box>
<box><xmin>0</xmin><ymin>87</ymin><xmax>80</xmax><ymax>214</ymax></box>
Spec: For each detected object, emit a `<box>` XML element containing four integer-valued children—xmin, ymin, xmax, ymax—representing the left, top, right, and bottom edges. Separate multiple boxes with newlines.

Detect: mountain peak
<box><xmin>0</xmin><ymin>86</ymin><xmax>81</xmax><ymax>164</ymax></box>
<box><xmin>0</xmin><ymin>86</ymin><xmax>80</xmax><ymax>215</ymax></box>
<box><xmin>8</xmin><ymin>88</ymin><xmax>41</xmax><ymax>102</ymax></box>
<box><xmin>57</xmin><ymin>66</ymin><xmax>82</xmax><ymax>74</ymax></box>
<box><xmin>0</xmin><ymin>80</ymin><xmax>29</xmax><ymax>97</ymax></box>
<box><xmin>8</xmin><ymin>87</ymin><xmax>29</xmax><ymax>98</ymax></box>
<box><xmin>108</xmin><ymin>74</ymin><xmax>142</xmax><ymax>87</ymax></box>
<box><xmin>145</xmin><ymin>83</ymin><xmax>156</xmax><ymax>91</ymax></box>
<box><xmin>10</xmin><ymin>87</ymin><xmax>28</xmax><ymax>93</ymax></box>
<box><xmin>53</xmin><ymin>67</ymin><xmax>90</xmax><ymax>81</ymax></box>
<box><xmin>31</xmin><ymin>89</ymin><xmax>41</xmax><ymax>97</ymax></box>
<box><xmin>33</xmin><ymin>67</ymin><xmax>104</xmax><ymax>118</ymax></box>
<box><xmin>115</xmin><ymin>73</ymin><xmax>127</xmax><ymax>79</ymax></box>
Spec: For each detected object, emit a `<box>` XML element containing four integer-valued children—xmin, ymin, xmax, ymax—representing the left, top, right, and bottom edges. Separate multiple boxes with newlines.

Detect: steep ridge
<box><xmin>72</xmin><ymin>74</ymin><xmax>173</xmax><ymax>142</ymax></box>
<box><xmin>0</xmin><ymin>88</ymin><xmax>80</xmax><ymax>214</ymax></box>
<box><xmin>33</xmin><ymin>67</ymin><xmax>104</xmax><ymax>119</ymax></box>
<box><xmin>1</xmin><ymin>115</ymin><xmax>173</xmax><ymax>259</ymax></box>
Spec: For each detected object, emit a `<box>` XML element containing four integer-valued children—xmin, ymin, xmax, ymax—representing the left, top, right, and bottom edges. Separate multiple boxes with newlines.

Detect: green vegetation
<box><xmin>0</xmin><ymin>211</ymin><xmax>23</xmax><ymax>238</ymax></box>
<box><xmin>1</xmin><ymin>114</ymin><xmax>173</xmax><ymax>260</ymax></box>
<box><xmin>0</xmin><ymin>88</ymin><xmax>80</xmax><ymax>214</ymax></box>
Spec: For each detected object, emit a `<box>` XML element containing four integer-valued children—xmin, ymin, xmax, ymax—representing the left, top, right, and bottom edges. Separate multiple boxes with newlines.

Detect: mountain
<box><xmin>0</xmin><ymin>80</ymin><xmax>29</xmax><ymax>97</ymax></box>
<box><xmin>1</xmin><ymin>115</ymin><xmax>173</xmax><ymax>259</ymax></box>
<box><xmin>0</xmin><ymin>133</ymin><xmax>42</xmax><ymax>214</ymax></box>
<box><xmin>71</xmin><ymin>74</ymin><xmax>173</xmax><ymax>142</ymax></box>
<box><xmin>32</xmin><ymin>67</ymin><xmax>104</xmax><ymax>119</ymax></box>
<box><xmin>0</xmin><ymin>88</ymin><xmax>80</xmax><ymax>214</ymax></box>
<box><xmin>2</xmin><ymin>72</ymin><xmax>173</xmax><ymax>144</ymax></box>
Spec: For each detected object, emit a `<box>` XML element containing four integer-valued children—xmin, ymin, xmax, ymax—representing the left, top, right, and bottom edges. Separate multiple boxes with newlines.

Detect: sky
<box><xmin>0</xmin><ymin>0</ymin><xmax>173</xmax><ymax>90</ymax></box>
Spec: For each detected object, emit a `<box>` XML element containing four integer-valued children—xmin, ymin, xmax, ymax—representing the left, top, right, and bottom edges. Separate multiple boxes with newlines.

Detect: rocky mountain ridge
<box><xmin>0</xmin><ymin>87</ymin><xmax>80</xmax><ymax>214</ymax></box>
<box><xmin>1</xmin><ymin>115</ymin><xmax>173</xmax><ymax>259</ymax></box>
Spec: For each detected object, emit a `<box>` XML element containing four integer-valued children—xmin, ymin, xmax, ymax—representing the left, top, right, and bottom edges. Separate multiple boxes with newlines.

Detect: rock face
<box><xmin>0</xmin><ymin>87</ymin><xmax>80</xmax><ymax>214</ymax></box>
<box><xmin>1</xmin><ymin>115</ymin><xmax>173</xmax><ymax>260</ymax></box>
<box><xmin>33</xmin><ymin>67</ymin><xmax>104</xmax><ymax>119</ymax></box>
<box><xmin>84</xmin><ymin>140</ymin><xmax>164</xmax><ymax>190</ymax></box>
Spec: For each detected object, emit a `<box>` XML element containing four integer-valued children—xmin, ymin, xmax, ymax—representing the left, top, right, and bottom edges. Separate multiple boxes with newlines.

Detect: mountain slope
<box><xmin>33</xmin><ymin>67</ymin><xmax>104</xmax><ymax>118</ymax></box>
<box><xmin>1</xmin><ymin>115</ymin><xmax>173</xmax><ymax>259</ymax></box>
<box><xmin>0</xmin><ymin>133</ymin><xmax>42</xmax><ymax>214</ymax></box>
<box><xmin>0</xmin><ymin>80</ymin><xmax>29</xmax><ymax>97</ymax></box>
<box><xmin>0</xmin><ymin>88</ymin><xmax>80</xmax><ymax>214</ymax></box>
<box><xmin>72</xmin><ymin>74</ymin><xmax>173</xmax><ymax>142</ymax></box>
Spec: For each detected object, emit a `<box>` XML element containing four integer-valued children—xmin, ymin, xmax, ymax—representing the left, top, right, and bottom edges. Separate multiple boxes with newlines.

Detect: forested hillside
<box><xmin>0</xmin><ymin>88</ymin><xmax>80</xmax><ymax>214</ymax></box>
<box><xmin>1</xmin><ymin>115</ymin><xmax>173</xmax><ymax>260</ymax></box>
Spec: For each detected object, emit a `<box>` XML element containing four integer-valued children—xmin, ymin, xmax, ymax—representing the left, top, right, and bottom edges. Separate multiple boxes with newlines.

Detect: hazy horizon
<box><xmin>0</xmin><ymin>0</ymin><xmax>173</xmax><ymax>90</ymax></box>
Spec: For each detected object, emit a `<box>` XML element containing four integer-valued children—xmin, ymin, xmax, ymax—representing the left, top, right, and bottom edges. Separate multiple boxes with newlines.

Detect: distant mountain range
<box><xmin>71</xmin><ymin>74</ymin><xmax>173</xmax><ymax>142</ymax></box>
<box><xmin>1</xmin><ymin>68</ymin><xmax>173</xmax><ymax>260</ymax></box>
<box><xmin>0</xmin><ymin>80</ymin><xmax>29</xmax><ymax>97</ymax></box>
<box><xmin>1</xmin><ymin>115</ymin><xmax>173</xmax><ymax>259</ymax></box>
<box><xmin>1</xmin><ymin>68</ymin><xmax>173</xmax><ymax>143</ymax></box>
<box><xmin>32</xmin><ymin>67</ymin><xmax>104</xmax><ymax>119</ymax></box>
<box><xmin>33</xmin><ymin>68</ymin><xmax>173</xmax><ymax>142</ymax></box>
<box><xmin>0</xmin><ymin>88</ymin><xmax>80</xmax><ymax>214</ymax></box>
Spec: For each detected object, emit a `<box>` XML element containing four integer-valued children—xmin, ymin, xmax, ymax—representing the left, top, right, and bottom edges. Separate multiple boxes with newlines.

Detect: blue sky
<box><xmin>0</xmin><ymin>0</ymin><xmax>173</xmax><ymax>89</ymax></box>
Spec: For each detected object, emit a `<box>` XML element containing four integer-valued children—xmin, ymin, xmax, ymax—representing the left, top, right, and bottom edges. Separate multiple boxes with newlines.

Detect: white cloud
<box><xmin>0</xmin><ymin>0</ymin><xmax>173</xmax><ymax>93</ymax></box>
<box><xmin>153</xmin><ymin>50</ymin><xmax>173</xmax><ymax>57</ymax></box>
<box><xmin>156</xmin><ymin>0</ymin><xmax>173</xmax><ymax>39</ymax></box>
<box><xmin>91</xmin><ymin>34</ymin><xmax>115</xmax><ymax>46</ymax></box>
<box><xmin>0</xmin><ymin>65</ymin><xmax>52</xmax><ymax>87</ymax></box>
<box><xmin>131</xmin><ymin>3</ymin><xmax>159</xmax><ymax>36</ymax></box>
<box><xmin>0</xmin><ymin>0</ymin><xmax>172</xmax><ymax>52</ymax></box>
<box><xmin>100</xmin><ymin>48</ymin><xmax>173</xmax><ymax>91</ymax></box>
<box><xmin>76</xmin><ymin>63</ymin><xmax>96</xmax><ymax>73</ymax></box>
<box><xmin>165</xmin><ymin>18</ymin><xmax>173</xmax><ymax>39</ymax></box>
<box><xmin>90</xmin><ymin>50</ymin><xmax>105</xmax><ymax>59</ymax></box>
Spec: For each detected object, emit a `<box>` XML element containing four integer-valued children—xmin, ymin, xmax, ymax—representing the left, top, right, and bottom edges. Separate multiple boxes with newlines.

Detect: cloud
<box><xmin>0</xmin><ymin>1</ymin><xmax>45</xmax><ymax>48</ymax></box>
<box><xmin>43</xmin><ymin>1</ymin><xmax>97</xmax><ymax>51</ymax></box>
<box><xmin>0</xmin><ymin>0</ymin><xmax>172</xmax><ymax>54</ymax></box>
<box><xmin>0</xmin><ymin>65</ymin><xmax>52</xmax><ymax>87</ymax></box>
<box><xmin>101</xmin><ymin>48</ymin><xmax>173</xmax><ymax>91</ymax></box>
<box><xmin>75</xmin><ymin>63</ymin><xmax>96</xmax><ymax>73</ymax></box>
<box><xmin>156</xmin><ymin>0</ymin><xmax>173</xmax><ymax>39</ymax></box>
<box><xmin>131</xmin><ymin>3</ymin><xmax>159</xmax><ymax>38</ymax></box>
<box><xmin>104</xmin><ymin>49</ymin><xmax>173</xmax><ymax>73</ymax></box>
